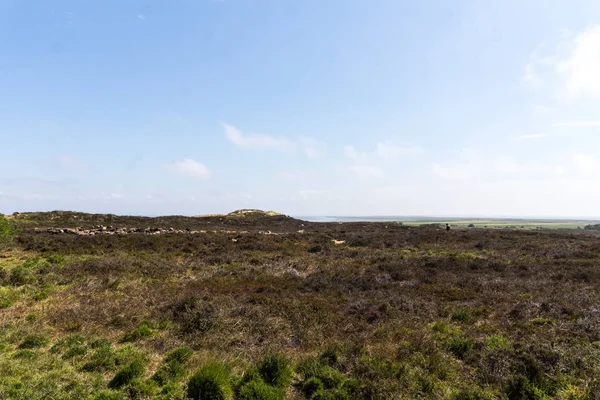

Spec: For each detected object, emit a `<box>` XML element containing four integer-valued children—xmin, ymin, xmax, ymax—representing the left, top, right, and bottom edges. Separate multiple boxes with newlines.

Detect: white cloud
<box><xmin>514</xmin><ymin>133</ymin><xmax>548</xmax><ymax>140</ymax></box>
<box><xmin>137</xmin><ymin>14</ymin><xmax>145</xmax><ymax>20</ymax></box>
<box><xmin>347</xmin><ymin>165</ymin><xmax>384</xmax><ymax>178</ymax></box>
<box><xmin>571</xmin><ymin>153</ymin><xmax>600</xmax><ymax>175</ymax></box>
<box><xmin>553</xmin><ymin>121</ymin><xmax>600</xmax><ymax>127</ymax></box>
<box><xmin>222</xmin><ymin>123</ymin><xmax>296</xmax><ymax>152</ymax></box>
<box><xmin>432</xmin><ymin>163</ymin><xmax>473</xmax><ymax>180</ymax></box>
<box><xmin>23</xmin><ymin>194</ymin><xmax>54</xmax><ymax>200</ymax></box>
<box><xmin>523</xmin><ymin>53</ymin><xmax>542</xmax><ymax>87</ymax></box>
<box><xmin>343</xmin><ymin>145</ymin><xmax>364</xmax><ymax>161</ymax></box>
<box><xmin>278</xmin><ymin>171</ymin><xmax>312</xmax><ymax>181</ymax></box>
<box><xmin>298</xmin><ymin>137</ymin><xmax>326</xmax><ymax>158</ymax></box>
<box><xmin>376</xmin><ymin>142</ymin><xmax>423</xmax><ymax>160</ymax></box>
<box><xmin>558</xmin><ymin>26</ymin><xmax>600</xmax><ymax>99</ymax></box>
<box><xmin>526</xmin><ymin>26</ymin><xmax>600</xmax><ymax>100</ymax></box>
<box><xmin>167</xmin><ymin>159</ymin><xmax>211</xmax><ymax>180</ymax></box>
<box><xmin>492</xmin><ymin>157</ymin><xmax>566</xmax><ymax>176</ymax></box>
<box><xmin>102</xmin><ymin>193</ymin><xmax>124</xmax><ymax>200</ymax></box>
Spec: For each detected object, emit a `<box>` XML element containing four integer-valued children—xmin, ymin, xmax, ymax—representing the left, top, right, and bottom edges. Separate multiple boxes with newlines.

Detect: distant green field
<box><xmin>400</xmin><ymin>219</ymin><xmax>596</xmax><ymax>230</ymax></box>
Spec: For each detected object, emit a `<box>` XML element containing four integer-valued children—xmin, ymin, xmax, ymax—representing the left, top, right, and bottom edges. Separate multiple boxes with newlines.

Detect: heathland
<box><xmin>1</xmin><ymin>210</ymin><xmax>599</xmax><ymax>399</ymax></box>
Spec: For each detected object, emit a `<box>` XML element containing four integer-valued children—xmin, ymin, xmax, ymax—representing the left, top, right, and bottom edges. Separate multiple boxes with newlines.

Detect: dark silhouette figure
<box><xmin>446</xmin><ymin>224</ymin><xmax>451</xmax><ymax>231</ymax></box>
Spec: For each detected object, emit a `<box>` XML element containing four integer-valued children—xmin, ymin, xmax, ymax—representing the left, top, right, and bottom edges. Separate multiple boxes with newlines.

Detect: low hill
<box><xmin>9</xmin><ymin>210</ymin><xmax>301</xmax><ymax>231</ymax></box>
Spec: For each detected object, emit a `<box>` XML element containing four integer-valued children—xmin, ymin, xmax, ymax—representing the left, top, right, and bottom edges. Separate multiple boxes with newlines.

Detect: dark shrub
<box><xmin>171</xmin><ymin>296</ymin><xmax>220</xmax><ymax>335</ymax></box>
<box><xmin>504</xmin><ymin>376</ymin><xmax>538</xmax><ymax>400</ymax></box>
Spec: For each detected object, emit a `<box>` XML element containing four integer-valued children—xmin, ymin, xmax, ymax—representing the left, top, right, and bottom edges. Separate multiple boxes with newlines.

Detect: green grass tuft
<box><xmin>108</xmin><ymin>359</ymin><xmax>145</xmax><ymax>389</ymax></box>
<box><xmin>237</xmin><ymin>379</ymin><xmax>284</xmax><ymax>400</ymax></box>
<box><xmin>186</xmin><ymin>362</ymin><xmax>233</xmax><ymax>400</ymax></box>
<box><xmin>258</xmin><ymin>354</ymin><xmax>292</xmax><ymax>388</ymax></box>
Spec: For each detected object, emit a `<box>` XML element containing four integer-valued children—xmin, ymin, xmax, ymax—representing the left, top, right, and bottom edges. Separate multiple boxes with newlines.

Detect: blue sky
<box><xmin>2</xmin><ymin>0</ymin><xmax>600</xmax><ymax>217</ymax></box>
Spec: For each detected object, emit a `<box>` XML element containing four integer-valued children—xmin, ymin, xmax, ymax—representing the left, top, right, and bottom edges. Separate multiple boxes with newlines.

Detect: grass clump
<box><xmin>444</xmin><ymin>336</ymin><xmax>476</xmax><ymax>359</ymax></box>
<box><xmin>486</xmin><ymin>334</ymin><xmax>510</xmax><ymax>350</ymax></box>
<box><xmin>451</xmin><ymin>309</ymin><xmax>472</xmax><ymax>323</ymax></box>
<box><xmin>529</xmin><ymin>318</ymin><xmax>555</xmax><ymax>326</ymax></box>
<box><xmin>94</xmin><ymin>390</ymin><xmax>124</xmax><ymax>400</ymax></box>
<box><xmin>18</xmin><ymin>334</ymin><xmax>49</xmax><ymax>349</ymax></box>
<box><xmin>187</xmin><ymin>362</ymin><xmax>233</xmax><ymax>400</ymax></box>
<box><xmin>238</xmin><ymin>379</ymin><xmax>283</xmax><ymax>400</ymax></box>
<box><xmin>258</xmin><ymin>354</ymin><xmax>293</xmax><ymax>388</ymax></box>
<box><xmin>0</xmin><ymin>287</ymin><xmax>17</xmax><ymax>308</ymax></box>
<box><xmin>120</xmin><ymin>322</ymin><xmax>153</xmax><ymax>343</ymax></box>
<box><xmin>152</xmin><ymin>346</ymin><xmax>194</xmax><ymax>385</ymax></box>
<box><xmin>302</xmin><ymin>376</ymin><xmax>325</xmax><ymax>397</ymax></box>
<box><xmin>108</xmin><ymin>359</ymin><xmax>145</xmax><ymax>389</ymax></box>
<box><xmin>82</xmin><ymin>343</ymin><xmax>115</xmax><ymax>372</ymax></box>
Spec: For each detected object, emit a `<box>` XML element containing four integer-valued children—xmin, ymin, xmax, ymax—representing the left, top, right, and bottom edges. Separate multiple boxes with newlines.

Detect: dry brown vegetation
<box><xmin>1</xmin><ymin>211</ymin><xmax>600</xmax><ymax>399</ymax></box>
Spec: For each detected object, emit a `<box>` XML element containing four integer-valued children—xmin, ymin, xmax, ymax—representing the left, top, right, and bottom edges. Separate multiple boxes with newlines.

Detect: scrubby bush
<box><xmin>0</xmin><ymin>217</ymin><xmax>15</xmax><ymax>242</ymax></box>
<box><xmin>186</xmin><ymin>362</ymin><xmax>233</xmax><ymax>400</ymax></box>
<box><xmin>108</xmin><ymin>359</ymin><xmax>145</xmax><ymax>389</ymax></box>
<box><xmin>258</xmin><ymin>354</ymin><xmax>293</xmax><ymax>388</ymax></box>
<box><xmin>171</xmin><ymin>296</ymin><xmax>221</xmax><ymax>335</ymax></box>
<box><xmin>9</xmin><ymin>265</ymin><xmax>35</xmax><ymax>286</ymax></box>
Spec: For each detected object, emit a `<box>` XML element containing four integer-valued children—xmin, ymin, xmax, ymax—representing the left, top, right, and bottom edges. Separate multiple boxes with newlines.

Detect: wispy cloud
<box><xmin>222</xmin><ymin>123</ymin><xmax>295</xmax><ymax>152</ymax></box>
<box><xmin>347</xmin><ymin>165</ymin><xmax>384</xmax><ymax>178</ymax></box>
<box><xmin>137</xmin><ymin>14</ymin><xmax>146</xmax><ymax>20</ymax></box>
<box><xmin>222</xmin><ymin>123</ymin><xmax>323</xmax><ymax>157</ymax></box>
<box><xmin>166</xmin><ymin>159</ymin><xmax>211</xmax><ymax>180</ymax></box>
<box><xmin>298</xmin><ymin>137</ymin><xmax>326</xmax><ymax>158</ymax></box>
<box><xmin>344</xmin><ymin>145</ymin><xmax>365</xmax><ymax>162</ymax></box>
<box><xmin>514</xmin><ymin>133</ymin><xmax>548</xmax><ymax>140</ymax></box>
<box><xmin>102</xmin><ymin>193</ymin><xmax>124</xmax><ymax>200</ymax></box>
<box><xmin>278</xmin><ymin>171</ymin><xmax>313</xmax><ymax>181</ymax></box>
<box><xmin>23</xmin><ymin>194</ymin><xmax>55</xmax><ymax>200</ymax></box>
<box><xmin>432</xmin><ymin>163</ymin><xmax>473</xmax><ymax>180</ymax></box>
<box><xmin>376</xmin><ymin>142</ymin><xmax>423</xmax><ymax>160</ymax></box>
<box><xmin>345</xmin><ymin>142</ymin><xmax>423</xmax><ymax>162</ymax></box>
<box><xmin>553</xmin><ymin>121</ymin><xmax>600</xmax><ymax>127</ymax></box>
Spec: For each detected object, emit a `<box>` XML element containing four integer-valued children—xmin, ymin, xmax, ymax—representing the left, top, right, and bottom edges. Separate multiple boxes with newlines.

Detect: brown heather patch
<box><xmin>1</xmin><ymin>214</ymin><xmax>600</xmax><ymax>398</ymax></box>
